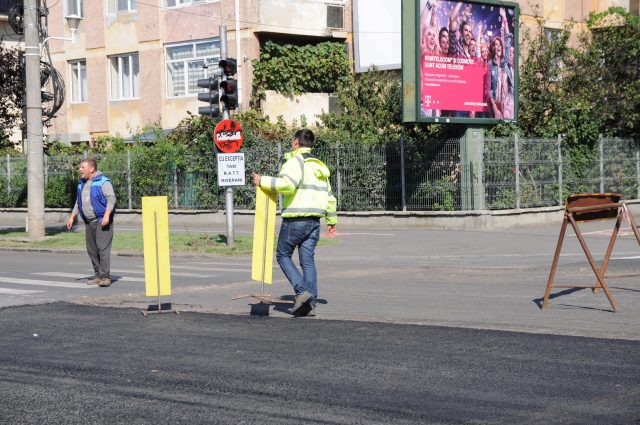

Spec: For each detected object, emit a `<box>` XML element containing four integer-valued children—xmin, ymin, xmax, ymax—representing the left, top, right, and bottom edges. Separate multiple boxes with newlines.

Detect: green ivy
<box><xmin>250</xmin><ymin>41</ymin><xmax>350</xmax><ymax>109</ymax></box>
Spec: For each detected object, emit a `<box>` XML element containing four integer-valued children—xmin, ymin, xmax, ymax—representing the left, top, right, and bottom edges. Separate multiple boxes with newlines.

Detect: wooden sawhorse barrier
<box><xmin>543</xmin><ymin>193</ymin><xmax>640</xmax><ymax>312</ymax></box>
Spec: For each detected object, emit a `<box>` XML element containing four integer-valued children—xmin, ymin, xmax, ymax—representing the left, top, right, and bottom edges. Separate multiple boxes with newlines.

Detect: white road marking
<box><xmin>111</xmin><ymin>268</ymin><xmax>216</xmax><ymax>278</ymax></box>
<box><xmin>0</xmin><ymin>277</ymin><xmax>95</xmax><ymax>289</ymax></box>
<box><xmin>31</xmin><ymin>272</ymin><xmax>146</xmax><ymax>282</ymax></box>
<box><xmin>0</xmin><ymin>288</ymin><xmax>45</xmax><ymax>295</ymax></box>
<box><xmin>156</xmin><ymin>265</ymin><xmax>248</xmax><ymax>273</ymax></box>
<box><xmin>611</xmin><ymin>255</ymin><xmax>640</xmax><ymax>260</ymax></box>
<box><xmin>333</xmin><ymin>232</ymin><xmax>394</xmax><ymax>236</ymax></box>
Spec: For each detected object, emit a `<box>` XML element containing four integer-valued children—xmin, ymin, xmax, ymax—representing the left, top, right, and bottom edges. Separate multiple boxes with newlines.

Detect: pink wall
<box><xmin>86</xmin><ymin>0</ymin><xmax>106</xmax><ymax>49</ymax></box>
<box><xmin>88</xmin><ymin>58</ymin><xmax>109</xmax><ymax>133</ymax></box>
<box><xmin>140</xmin><ymin>49</ymin><xmax>164</xmax><ymax>125</ymax></box>
<box><xmin>47</xmin><ymin>3</ymin><xmax>65</xmax><ymax>53</ymax></box>
<box><xmin>163</xmin><ymin>3</ymin><xmax>220</xmax><ymax>43</ymax></box>
<box><xmin>139</xmin><ymin>1</ymin><xmax>160</xmax><ymax>42</ymax></box>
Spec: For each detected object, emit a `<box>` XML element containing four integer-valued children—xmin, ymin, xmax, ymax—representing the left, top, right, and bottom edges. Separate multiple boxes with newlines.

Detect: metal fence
<box><xmin>1</xmin><ymin>136</ymin><xmax>638</xmax><ymax>211</ymax></box>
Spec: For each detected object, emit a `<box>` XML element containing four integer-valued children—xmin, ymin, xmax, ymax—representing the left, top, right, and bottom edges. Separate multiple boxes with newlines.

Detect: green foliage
<box><xmin>44</xmin><ymin>175</ymin><xmax>76</xmax><ymax>208</ymax></box>
<box><xmin>414</xmin><ymin>176</ymin><xmax>456</xmax><ymax>211</ymax></box>
<box><xmin>566</xmin><ymin>8</ymin><xmax>640</xmax><ymax>139</ymax></box>
<box><xmin>251</xmin><ymin>41</ymin><xmax>350</xmax><ymax>108</ymax></box>
<box><xmin>0</xmin><ymin>42</ymin><xmax>24</xmax><ymax>143</ymax></box>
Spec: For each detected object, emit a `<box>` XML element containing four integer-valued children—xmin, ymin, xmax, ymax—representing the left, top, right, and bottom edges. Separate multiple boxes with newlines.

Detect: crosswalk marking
<box><xmin>30</xmin><ymin>272</ymin><xmax>145</xmax><ymax>283</ymax></box>
<box><xmin>0</xmin><ymin>288</ymin><xmax>46</xmax><ymax>295</ymax></box>
<box><xmin>0</xmin><ymin>277</ymin><xmax>95</xmax><ymax>289</ymax></box>
<box><xmin>111</xmin><ymin>268</ymin><xmax>214</xmax><ymax>278</ymax></box>
<box><xmin>170</xmin><ymin>265</ymin><xmax>250</xmax><ymax>272</ymax></box>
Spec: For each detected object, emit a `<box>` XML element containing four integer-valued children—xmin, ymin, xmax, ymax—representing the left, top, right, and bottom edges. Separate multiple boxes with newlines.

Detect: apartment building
<box><xmin>41</xmin><ymin>0</ymin><xmax>350</xmax><ymax>143</ymax></box>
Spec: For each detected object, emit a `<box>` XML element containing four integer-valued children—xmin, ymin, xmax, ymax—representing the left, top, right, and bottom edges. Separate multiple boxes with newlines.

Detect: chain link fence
<box><xmin>1</xmin><ymin>137</ymin><xmax>638</xmax><ymax>211</ymax></box>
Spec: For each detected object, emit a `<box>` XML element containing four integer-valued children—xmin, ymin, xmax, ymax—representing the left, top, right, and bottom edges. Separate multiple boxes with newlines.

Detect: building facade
<box><xmin>2</xmin><ymin>0</ymin><xmax>637</xmax><ymax>143</ymax></box>
<box><xmin>43</xmin><ymin>0</ymin><xmax>350</xmax><ymax>143</ymax></box>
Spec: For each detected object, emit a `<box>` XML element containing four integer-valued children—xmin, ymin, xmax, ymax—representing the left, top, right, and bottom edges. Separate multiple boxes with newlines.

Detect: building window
<box><xmin>108</xmin><ymin>0</ymin><xmax>137</xmax><ymax>14</ymax></box>
<box><xmin>69</xmin><ymin>60</ymin><xmax>87</xmax><ymax>103</ymax></box>
<box><xmin>67</xmin><ymin>0</ymin><xmax>83</xmax><ymax>17</ymax></box>
<box><xmin>166</xmin><ymin>39</ymin><xmax>220</xmax><ymax>97</ymax></box>
<box><xmin>109</xmin><ymin>53</ymin><xmax>140</xmax><ymax>100</ymax></box>
<box><xmin>166</xmin><ymin>0</ymin><xmax>210</xmax><ymax>8</ymax></box>
<box><xmin>631</xmin><ymin>0</ymin><xmax>639</xmax><ymax>16</ymax></box>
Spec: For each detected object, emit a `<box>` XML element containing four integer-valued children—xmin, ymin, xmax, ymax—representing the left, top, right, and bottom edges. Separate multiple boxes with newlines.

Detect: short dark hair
<box><xmin>81</xmin><ymin>158</ymin><xmax>97</xmax><ymax>171</ymax></box>
<box><xmin>294</xmin><ymin>129</ymin><xmax>314</xmax><ymax>148</ymax></box>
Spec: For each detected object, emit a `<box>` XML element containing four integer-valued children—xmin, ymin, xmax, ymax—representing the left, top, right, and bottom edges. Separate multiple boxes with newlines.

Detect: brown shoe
<box><xmin>87</xmin><ymin>277</ymin><xmax>101</xmax><ymax>285</ymax></box>
<box><xmin>98</xmin><ymin>277</ymin><xmax>112</xmax><ymax>287</ymax></box>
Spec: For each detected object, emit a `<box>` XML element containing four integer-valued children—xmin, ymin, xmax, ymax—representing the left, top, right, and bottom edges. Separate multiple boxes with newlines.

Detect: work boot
<box><xmin>98</xmin><ymin>277</ymin><xmax>112</xmax><ymax>287</ymax></box>
<box><xmin>293</xmin><ymin>304</ymin><xmax>315</xmax><ymax>318</ymax></box>
<box><xmin>87</xmin><ymin>276</ymin><xmax>101</xmax><ymax>285</ymax></box>
<box><xmin>291</xmin><ymin>291</ymin><xmax>312</xmax><ymax>314</ymax></box>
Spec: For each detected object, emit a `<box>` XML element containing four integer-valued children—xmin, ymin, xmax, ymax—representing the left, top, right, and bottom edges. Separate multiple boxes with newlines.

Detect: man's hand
<box><xmin>101</xmin><ymin>209</ymin><xmax>111</xmax><ymax>227</ymax></box>
<box><xmin>327</xmin><ymin>225</ymin><xmax>337</xmax><ymax>238</ymax></box>
<box><xmin>66</xmin><ymin>215</ymin><xmax>75</xmax><ymax>230</ymax></box>
<box><xmin>251</xmin><ymin>172</ymin><xmax>261</xmax><ymax>187</ymax></box>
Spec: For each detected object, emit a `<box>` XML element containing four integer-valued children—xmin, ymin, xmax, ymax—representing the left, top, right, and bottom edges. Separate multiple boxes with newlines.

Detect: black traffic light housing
<box><xmin>197</xmin><ymin>76</ymin><xmax>221</xmax><ymax>117</ymax></box>
<box><xmin>219</xmin><ymin>58</ymin><xmax>237</xmax><ymax>77</ymax></box>
<box><xmin>218</xmin><ymin>58</ymin><xmax>238</xmax><ymax>111</ymax></box>
<box><xmin>220</xmin><ymin>79</ymin><xmax>238</xmax><ymax>110</ymax></box>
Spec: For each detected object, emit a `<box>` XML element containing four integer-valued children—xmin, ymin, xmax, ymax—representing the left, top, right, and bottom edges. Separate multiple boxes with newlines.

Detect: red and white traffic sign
<box><xmin>213</xmin><ymin>119</ymin><xmax>244</xmax><ymax>153</ymax></box>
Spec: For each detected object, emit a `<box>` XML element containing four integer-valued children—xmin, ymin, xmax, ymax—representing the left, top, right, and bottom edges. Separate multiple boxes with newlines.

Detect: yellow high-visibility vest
<box><xmin>259</xmin><ymin>147</ymin><xmax>337</xmax><ymax>225</ymax></box>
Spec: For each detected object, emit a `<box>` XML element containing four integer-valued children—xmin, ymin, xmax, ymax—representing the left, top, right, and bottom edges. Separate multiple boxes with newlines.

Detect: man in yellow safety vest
<box><xmin>252</xmin><ymin>128</ymin><xmax>337</xmax><ymax>317</ymax></box>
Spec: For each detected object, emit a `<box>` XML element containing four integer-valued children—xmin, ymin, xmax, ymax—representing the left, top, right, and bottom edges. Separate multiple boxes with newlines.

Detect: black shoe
<box><xmin>291</xmin><ymin>291</ymin><xmax>312</xmax><ymax>314</ymax></box>
<box><xmin>293</xmin><ymin>303</ymin><xmax>315</xmax><ymax>317</ymax></box>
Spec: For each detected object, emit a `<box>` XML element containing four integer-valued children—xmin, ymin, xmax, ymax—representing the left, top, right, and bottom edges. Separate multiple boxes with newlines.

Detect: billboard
<box><xmin>403</xmin><ymin>0</ymin><xmax>519</xmax><ymax>124</ymax></box>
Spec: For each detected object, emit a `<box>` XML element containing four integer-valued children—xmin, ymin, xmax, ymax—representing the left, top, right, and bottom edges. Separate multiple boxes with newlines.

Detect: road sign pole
<box><xmin>219</xmin><ymin>25</ymin><xmax>235</xmax><ymax>247</ymax></box>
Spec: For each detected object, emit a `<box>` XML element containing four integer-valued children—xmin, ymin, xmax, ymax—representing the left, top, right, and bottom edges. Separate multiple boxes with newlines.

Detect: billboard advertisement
<box><xmin>403</xmin><ymin>0</ymin><xmax>519</xmax><ymax>124</ymax></box>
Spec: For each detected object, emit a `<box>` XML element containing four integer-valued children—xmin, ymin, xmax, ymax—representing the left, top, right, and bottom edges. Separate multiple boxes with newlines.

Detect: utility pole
<box><xmin>24</xmin><ymin>0</ymin><xmax>45</xmax><ymax>238</ymax></box>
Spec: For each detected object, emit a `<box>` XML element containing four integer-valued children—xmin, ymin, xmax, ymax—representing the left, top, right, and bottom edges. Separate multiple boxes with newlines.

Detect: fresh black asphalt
<box><xmin>1</xmin><ymin>302</ymin><xmax>638</xmax><ymax>424</ymax></box>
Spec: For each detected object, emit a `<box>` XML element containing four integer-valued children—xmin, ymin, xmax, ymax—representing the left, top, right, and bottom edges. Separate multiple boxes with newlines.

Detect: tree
<box><xmin>0</xmin><ymin>42</ymin><xmax>24</xmax><ymax>147</ymax></box>
<box><xmin>565</xmin><ymin>8</ymin><xmax>640</xmax><ymax>139</ymax></box>
<box><xmin>517</xmin><ymin>8</ymin><xmax>640</xmax><ymax>143</ymax></box>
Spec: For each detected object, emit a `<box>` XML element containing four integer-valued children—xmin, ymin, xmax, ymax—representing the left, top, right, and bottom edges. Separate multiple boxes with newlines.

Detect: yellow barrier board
<box><xmin>142</xmin><ymin>196</ymin><xmax>172</xmax><ymax>296</ymax></box>
<box><xmin>252</xmin><ymin>187</ymin><xmax>277</xmax><ymax>284</ymax></box>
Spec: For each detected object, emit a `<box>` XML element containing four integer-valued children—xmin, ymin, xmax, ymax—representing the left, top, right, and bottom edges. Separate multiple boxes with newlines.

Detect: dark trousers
<box><xmin>85</xmin><ymin>220</ymin><xmax>114</xmax><ymax>278</ymax></box>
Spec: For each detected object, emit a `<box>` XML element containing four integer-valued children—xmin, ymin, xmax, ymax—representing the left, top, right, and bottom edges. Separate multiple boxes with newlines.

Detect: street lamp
<box><xmin>24</xmin><ymin>1</ymin><xmax>82</xmax><ymax>238</ymax></box>
<box><xmin>42</xmin><ymin>15</ymin><xmax>83</xmax><ymax>48</ymax></box>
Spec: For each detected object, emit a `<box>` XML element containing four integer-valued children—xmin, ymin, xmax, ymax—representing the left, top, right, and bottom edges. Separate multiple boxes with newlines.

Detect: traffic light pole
<box><xmin>24</xmin><ymin>0</ymin><xmax>46</xmax><ymax>238</ymax></box>
<box><xmin>220</xmin><ymin>25</ymin><xmax>235</xmax><ymax>247</ymax></box>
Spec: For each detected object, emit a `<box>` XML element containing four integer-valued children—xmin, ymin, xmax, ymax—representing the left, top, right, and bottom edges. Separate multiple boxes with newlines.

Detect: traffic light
<box><xmin>197</xmin><ymin>77</ymin><xmax>220</xmax><ymax>117</ymax></box>
<box><xmin>220</xmin><ymin>79</ymin><xmax>238</xmax><ymax>110</ymax></box>
<box><xmin>218</xmin><ymin>58</ymin><xmax>238</xmax><ymax>111</ymax></box>
<box><xmin>218</xmin><ymin>58</ymin><xmax>237</xmax><ymax>77</ymax></box>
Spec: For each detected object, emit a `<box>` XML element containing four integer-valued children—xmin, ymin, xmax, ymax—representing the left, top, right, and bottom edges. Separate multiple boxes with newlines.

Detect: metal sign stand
<box><xmin>233</xmin><ymin>191</ymin><xmax>293</xmax><ymax>307</ymax></box>
<box><xmin>542</xmin><ymin>193</ymin><xmax>640</xmax><ymax>312</ymax></box>
<box><xmin>142</xmin><ymin>212</ymin><xmax>179</xmax><ymax>317</ymax></box>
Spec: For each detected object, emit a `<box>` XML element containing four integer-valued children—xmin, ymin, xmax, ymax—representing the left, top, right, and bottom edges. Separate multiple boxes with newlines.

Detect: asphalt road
<box><xmin>1</xmin><ymin>302</ymin><xmax>638</xmax><ymax>425</ymax></box>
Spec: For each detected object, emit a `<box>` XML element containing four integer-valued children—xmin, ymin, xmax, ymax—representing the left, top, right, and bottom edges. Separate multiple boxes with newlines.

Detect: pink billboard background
<box><xmin>419</xmin><ymin>0</ymin><xmax>516</xmax><ymax>120</ymax></box>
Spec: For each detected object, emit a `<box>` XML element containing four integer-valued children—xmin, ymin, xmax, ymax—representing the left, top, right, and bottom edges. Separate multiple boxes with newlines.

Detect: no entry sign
<box><xmin>213</xmin><ymin>119</ymin><xmax>244</xmax><ymax>153</ymax></box>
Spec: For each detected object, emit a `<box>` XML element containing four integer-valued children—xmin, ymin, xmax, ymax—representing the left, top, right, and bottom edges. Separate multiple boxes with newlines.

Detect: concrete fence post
<box><xmin>6</xmin><ymin>154</ymin><xmax>10</xmax><ymax>194</ymax></box>
<box><xmin>400</xmin><ymin>136</ymin><xmax>406</xmax><ymax>211</ymax></box>
<box><xmin>636</xmin><ymin>141</ymin><xmax>640</xmax><ymax>200</ymax></box>
<box><xmin>557</xmin><ymin>134</ymin><xmax>563</xmax><ymax>205</ymax></box>
<box><xmin>127</xmin><ymin>150</ymin><xmax>132</xmax><ymax>210</ymax></box>
<box><xmin>599</xmin><ymin>135</ymin><xmax>604</xmax><ymax>193</ymax></box>
<box><xmin>514</xmin><ymin>134</ymin><xmax>520</xmax><ymax>209</ymax></box>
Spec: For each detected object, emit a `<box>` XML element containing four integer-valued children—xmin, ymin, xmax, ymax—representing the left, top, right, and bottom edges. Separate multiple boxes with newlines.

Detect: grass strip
<box><xmin>0</xmin><ymin>229</ymin><xmax>337</xmax><ymax>256</ymax></box>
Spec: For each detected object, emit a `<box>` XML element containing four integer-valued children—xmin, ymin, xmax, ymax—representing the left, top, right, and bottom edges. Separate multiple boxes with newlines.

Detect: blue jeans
<box><xmin>276</xmin><ymin>218</ymin><xmax>320</xmax><ymax>305</ymax></box>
